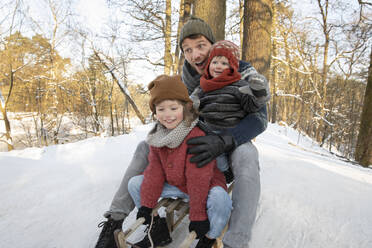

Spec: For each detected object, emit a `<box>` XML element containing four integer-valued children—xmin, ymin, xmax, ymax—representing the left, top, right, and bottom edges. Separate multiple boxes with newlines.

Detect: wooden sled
<box><xmin>115</xmin><ymin>183</ymin><xmax>234</xmax><ymax>248</ymax></box>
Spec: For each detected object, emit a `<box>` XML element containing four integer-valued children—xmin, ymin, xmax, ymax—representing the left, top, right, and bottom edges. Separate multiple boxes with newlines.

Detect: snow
<box><xmin>1</xmin><ymin>123</ymin><xmax>372</xmax><ymax>248</ymax></box>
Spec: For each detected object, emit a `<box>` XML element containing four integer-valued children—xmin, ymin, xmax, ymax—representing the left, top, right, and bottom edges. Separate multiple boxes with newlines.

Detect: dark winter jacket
<box><xmin>181</xmin><ymin>60</ymin><xmax>269</xmax><ymax>144</ymax></box>
<box><xmin>140</xmin><ymin>126</ymin><xmax>227</xmax><ymax>221</ymax></box>
<box><xmin>191</xmin><ymin>77</ymin><xmax>269</xmax><ymax>129</ymax></box>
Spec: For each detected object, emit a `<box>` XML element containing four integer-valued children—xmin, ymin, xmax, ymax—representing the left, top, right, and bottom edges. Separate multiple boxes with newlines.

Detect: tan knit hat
<box><xmin>179</xmin><ymin>16</ymin><xmax>216</xmax><ymax>51</ymax></box>
<box><xmin>148</xmin><ymin>75</ymin><xmax>192</xmax><ymax>112</ymax></box>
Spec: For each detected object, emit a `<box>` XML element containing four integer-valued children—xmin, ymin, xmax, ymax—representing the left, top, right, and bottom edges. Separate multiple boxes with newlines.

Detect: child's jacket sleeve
<box><xmin>140</xmin><ymin>147</ymin><xmax>165</xmax><ymax>208</ymax></box>
<box><xmin>185</xmin><ymin>151</ymin><xmax>215</xmax><ymax>221</ymax></box>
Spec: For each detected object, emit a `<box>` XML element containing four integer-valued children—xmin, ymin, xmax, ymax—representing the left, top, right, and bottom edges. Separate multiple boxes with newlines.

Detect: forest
<box><xmin>0</xmin><ymin>0</ymin><xmax>371</xmax><ymax>167</ymax></box>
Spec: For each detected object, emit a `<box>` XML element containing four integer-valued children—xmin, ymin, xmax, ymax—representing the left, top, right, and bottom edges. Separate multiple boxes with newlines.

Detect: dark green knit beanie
<box><xmin>179</xmin><ymin>16</ymin><xmax>216</xmax><ymax>51</ymax></box>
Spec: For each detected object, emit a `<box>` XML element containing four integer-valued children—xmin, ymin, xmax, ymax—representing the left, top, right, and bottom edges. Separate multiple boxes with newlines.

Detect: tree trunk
<box><xmin>316</xmin><ymin>0</ymin><xmax>330</xmax><ymax>142</ymax></box>
<box><xmin>239</xmin><ymin>0</ymin><xmax>244</xmax><ymax>52</ymax></box>
<box><xmin>109</xmin><ymin>83</ymin><xmax>115</xmax><ymax>136</ymax></box>
<box><xmin>0</xmin><ymin>69</ymin><xmax>15</xmax><ymax>151</ymax></box>
<box><xmin>48</xmin><ymin>0</ymin><xmax>64</xmax><ymax>144</ymax></box>
<box><xmin>193</xmin><ymin>0</ymin><xmax>226</xmax><ymax>41</ymax></box>
<box><xmin>270</xmin><ymin>1</ymin><xmax>278</xmax><ymax>123</ymax></box>
<box><xmin>0</xmin><ymin>99</ymin><xmax>14</xmax><ymax>151</ymax></box>
<box><xmin>164</xmin><ymin>0</ymin><xmax>172</xmax><ymax>75</ymax></box>
<box><xmin>174</xmin><ymin>0</ymin><xmax>184</xmax><ymax>74</ymax></box>
<box><xmin>110</xmin><ymin>101</ymin><xmax>114</xmax><ymax>136</ymax></box>
<box><xmin>175</xmin><ymin>0</ymin><xmax>192</xmax><ymax>74</ymax></box>
<box><xmin>242</xmin><ymin>0</ymin><xmax>272</xmax><ymax>79</ymax></box>
<box><xmin>355</xmin><ymin>48</ymin><xmax>372</xmax><ymax>167</ymax></box>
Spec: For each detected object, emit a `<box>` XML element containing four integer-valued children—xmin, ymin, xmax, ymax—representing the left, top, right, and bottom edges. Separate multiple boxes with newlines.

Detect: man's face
<box><xmin>182</xmin><ymin>36</ymin><xmax>213</xmax><ymax>75</ymax></box>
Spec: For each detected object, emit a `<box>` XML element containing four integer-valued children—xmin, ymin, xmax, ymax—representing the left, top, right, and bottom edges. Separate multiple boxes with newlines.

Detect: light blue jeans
<box><xmin>216</xmin><ymin>154</ymin><xmax>229</xmax><ymax>172</ymax></box>
<box><xmin>214</xmin><ymin>130</ymin><xmax>230</xmax><ymax>172</ymax></box>
<box><xmin>128</xmin><ymin>175</ymin><xmax>232</xmax><ymax>239</ymax></box>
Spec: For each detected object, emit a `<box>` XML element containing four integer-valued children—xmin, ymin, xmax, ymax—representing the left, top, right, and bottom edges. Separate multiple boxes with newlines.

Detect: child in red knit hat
<box><xmin>191</xmin><ymin>40</ymin><xmax>270</xmax><ymax>181</ymax></box>
<box><xmin>127</xmin><ymin>74</ymin><xmax>232</xmax><ymax>248</ymax></box>
<box><xmin>193</xmin><ymin>40</ymin><xmax>270</xmax><ymax>129</ymax></box>
<box><xmin>200</xmin><ymin>40</ymin><xmax>242</xmax><ymax>92</ymax></box>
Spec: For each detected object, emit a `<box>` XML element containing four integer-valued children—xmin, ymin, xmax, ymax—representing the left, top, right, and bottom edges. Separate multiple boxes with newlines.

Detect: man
<box><xmin>95</xmin><ymin>16</ymin><xmax>268</xmax><ymax>248</ymax></box>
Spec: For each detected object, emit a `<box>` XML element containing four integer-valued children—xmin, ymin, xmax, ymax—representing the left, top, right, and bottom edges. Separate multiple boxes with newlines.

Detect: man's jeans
<box><xmin>128</xmin><ymin>175</ymin><xmax>232</xmax><ymax>239</ymax></box>
<box><xmin>105</xmin><ymin>140</ymin><xmax>261</xmax><ymax>247</ymax></box>
<box><xmin>222</xmin><ymin>142</ymin><xmax>260</xmax><ymax>248</ymax></box>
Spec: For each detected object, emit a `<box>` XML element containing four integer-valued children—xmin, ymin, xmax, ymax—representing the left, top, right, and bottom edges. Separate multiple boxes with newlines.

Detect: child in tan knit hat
<box><xmin>127</xmin><ymin>74</ymin><xmax>232</xmax><ymax>248</ymax></box>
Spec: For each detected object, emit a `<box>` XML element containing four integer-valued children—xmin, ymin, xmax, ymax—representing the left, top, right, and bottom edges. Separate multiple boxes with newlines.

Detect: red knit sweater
<box><xmin>140</xmin><ymin>126</ymin><xmax>227</xmax><ymax>221</ymax></box>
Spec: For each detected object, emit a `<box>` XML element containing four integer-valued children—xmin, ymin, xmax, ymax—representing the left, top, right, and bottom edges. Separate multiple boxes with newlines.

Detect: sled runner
<box><xmin>114</xmin><ymin>182</ymin><xmax>234</xmax><ymax>248</ymax></box>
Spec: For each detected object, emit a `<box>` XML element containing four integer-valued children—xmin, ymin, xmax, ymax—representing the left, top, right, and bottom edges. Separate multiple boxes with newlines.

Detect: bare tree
<box><xmin>0</xmin><ymin>0</ymin><xmax>25</xmax><ymax>151</ymax></box>
<box><xmin>93</xmin><ymin>49</ymin><xmax>146</xmax><ymax>124</ymax></box>
<box><xmin>313</xmin><ymin>0</ymin><xmax>332</xmax><ymax>142</ymax></box>
<box><xmin>267</xmin><ymin>0</ymin><xmax>370</xmax><ymax>160</ymax></box>
<box><xmin>19</xmin><ymin>0</ymin><xmax>74</xmax><ymax>145</ymax></box>
<box><xmin>117</xmin><ymin>0</ymin><xmax>174</xmax><ymax>74</ymax></box>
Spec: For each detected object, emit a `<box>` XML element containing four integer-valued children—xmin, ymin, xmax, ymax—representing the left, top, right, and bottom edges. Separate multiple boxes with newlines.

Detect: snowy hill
<box><xmin>1</xmin><ymin>123</ymin><xmax>371</xmax><ymax>248</ymax></box>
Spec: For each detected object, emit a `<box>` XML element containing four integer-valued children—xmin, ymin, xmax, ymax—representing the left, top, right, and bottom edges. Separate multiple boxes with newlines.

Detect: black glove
<box><xmin>239</xmin><ymin>73</ymin><xmax>268</xmax><ymax>98</ymax></box>
<box><xmin>186</xmin><ymin>134</ymin><xmax>236</xmax><ymax>168</ymax></box>
<box><xmin>239</xmin><ymin>85</ymin><xmax>267</xmax><ymax>97</ymax></box>
<box><xmin>252</xmin><ymin>88</ymin><xmax>267</xmax><ymax>97</ymax></box>
<box><xmin>189</xmin><ymin>219</ymin><xmax>210</xmax><ymax>239</ymax></box>
<box><xmin>136</xmin><ymin>206</ymin><xmax>153</xmax><ymax>225</ymax></box>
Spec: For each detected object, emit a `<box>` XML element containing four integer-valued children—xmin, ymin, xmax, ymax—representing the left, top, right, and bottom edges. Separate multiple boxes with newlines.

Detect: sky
<box><xmin>73</xmin><ymin>0</ymin><xmax>163</xmax><ymax>84</ymax></box>
<box><xmin>76</xmin><ymin>0</ymin><xmax>110</xmax><ymax>31</ymax></box>
<box><xmin>1</xmin><ymin>121</ymin><xmax>372</xmax><ymax>247</ymax></box>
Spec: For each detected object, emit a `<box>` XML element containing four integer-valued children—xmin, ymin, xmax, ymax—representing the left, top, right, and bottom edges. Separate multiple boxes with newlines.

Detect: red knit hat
<box><xmin>200</xmin><ymin>40</ymin><xmax>241</xmax><ymax>92</ymax></box>
<box><xmin>148</xmin><ymin>75</ymin><xmax>192</xmax><ymax>112</ymax></box>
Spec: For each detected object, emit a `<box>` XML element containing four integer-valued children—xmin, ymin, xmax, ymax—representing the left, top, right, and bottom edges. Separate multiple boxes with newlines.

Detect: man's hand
<box><xmin>186</xmin><ymin>134</ymin><xmax>236</xmax><ymax>167</ymax></box>
<box><xmin>136</xmin><ymin>206</ymin><xmax>153</xmax><ymax>225</ymax></box>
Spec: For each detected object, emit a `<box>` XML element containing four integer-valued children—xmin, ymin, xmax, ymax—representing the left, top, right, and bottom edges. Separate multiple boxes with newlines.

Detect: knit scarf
<box><xmin>146</xmin><ymin>119</ymin><xmax>198</xmax><ymax>148</ymax></box>
<box><xmin>200</xmin><ymin>68</ymin><xmax>241</xmax><ymax>92</ymax></box>
<box><xmin>181</xmin><ymin>61</ymin><xmax>201</xmax><ymax>94</ymax></box>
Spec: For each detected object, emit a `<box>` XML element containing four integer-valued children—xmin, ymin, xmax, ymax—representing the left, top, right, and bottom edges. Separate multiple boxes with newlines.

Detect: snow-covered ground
<box><xmin>1</xmin><ymin>123</ymin><xmax>371</xmax><ymax>248</ymax></box>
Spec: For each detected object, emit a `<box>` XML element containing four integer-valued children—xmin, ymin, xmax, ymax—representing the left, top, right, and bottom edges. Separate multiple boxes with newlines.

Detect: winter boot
<box><xmin>132</xmin><ymin>216</ymin><xmax>172</xmax><ymax>248</ymax></box>
<box><xmin>95</xmin><ymin>217</ymin><xmax>124</xmax><ymax>248</ymax></box>
<box><xmin>223</xmin><ymin>166</ymin><xmax>234</xmax><ymax>184</ymax></box>
<box><xmin>195</xmin><ymin>236</ymin><xmax>216</xmax><ymax>248</ymax></box>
